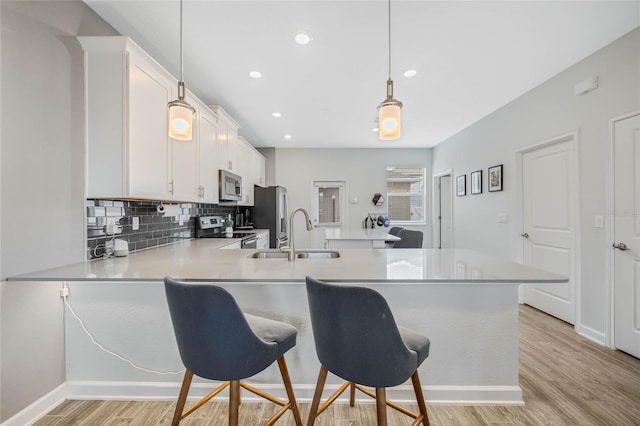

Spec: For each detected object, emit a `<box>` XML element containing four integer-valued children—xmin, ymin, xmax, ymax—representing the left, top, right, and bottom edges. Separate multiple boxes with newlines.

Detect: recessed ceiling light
<box><xmin>249</xmin><ymin>71</ymin><xmax>262</xmax><ymax>79</ymax></box>
<box><xmin>372</xmin><ymin>127</ymin><xmax>379</xmax><ymax>132</ymax></box>
<box><xmin>284</xmin><ymin>134</ymin><xmax>292</xmax><ymax>140</ymax></box>
<box><xmin>403</xmin><ymin>69</ymin><xmax>417</xmax><ymax>77</ymax></box>
<box><xmin>294</xmin><ymin>32</ymin><xmax>313</xmax><ymax>45</ymax></box>
<box><xmin>272</xmin><ymin>112</ymin><xmax>282</xmax><ymax>118</ymax></box>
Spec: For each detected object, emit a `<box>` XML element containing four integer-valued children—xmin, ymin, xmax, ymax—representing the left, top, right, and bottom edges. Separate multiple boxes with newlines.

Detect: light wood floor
<box><xmin>35</xmin><ymin>305</ymin><xmax>640</xmax><ymax>425</ymax></box>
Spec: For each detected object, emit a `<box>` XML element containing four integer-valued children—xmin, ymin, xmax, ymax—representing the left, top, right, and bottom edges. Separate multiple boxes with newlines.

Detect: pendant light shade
<box><xmin>168</xmin><ymin>0</ymin><xmax>195</xmax><ymax>141</ymax></box>
<box><xmin>169</xmin><ymin>82</ymin><xmax>195</xmax><ymax>140</ymax></box>
<box><xmin>378</xmin><ymin>0</ymin><xmax>402</xmax><ymax>141</ymax></box>
<box><xmin>378</xmin><ymin>79</ymin><xmax>402</xmax><ymax>140</ymax></box>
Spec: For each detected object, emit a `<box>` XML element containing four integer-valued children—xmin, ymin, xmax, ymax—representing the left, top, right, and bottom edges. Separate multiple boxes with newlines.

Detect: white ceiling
<box><xmin>83</xmin><ymin>1</ymin><xmax>639</xmax><ymax>148</ymax></box>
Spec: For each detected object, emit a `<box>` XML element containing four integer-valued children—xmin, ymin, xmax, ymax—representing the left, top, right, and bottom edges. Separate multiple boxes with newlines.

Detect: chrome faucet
<box><xmin>286</xmin><ymin>208</ymin><xmax>314</xmax><ymax>261</ymax></box>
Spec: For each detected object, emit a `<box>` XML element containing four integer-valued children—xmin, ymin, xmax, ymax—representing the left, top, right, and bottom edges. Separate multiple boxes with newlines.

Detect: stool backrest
<box><xmin>305</xmin><ymin>276</ymin><xmax>417</xmax><ymax>387</ymax></box>
<box><xmin>164</xmin><ymin>277</ymin><xmax>277</xmax><ymax>381</ymax></box>
<box><xmin>394</xmin><ymin>229</ymin><xmax>423</xmax><ymax>248</ymax></box>
<box><xmin>388</xmin><ymin>226</ymin><xmax>404</xmax><ymax>237</ymax></box>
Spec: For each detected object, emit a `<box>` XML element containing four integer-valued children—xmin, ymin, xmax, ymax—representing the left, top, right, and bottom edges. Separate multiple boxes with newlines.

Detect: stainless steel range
<box><xmin>196</xmin><ymin>216</ymin><xmax>257</xmax><ymax>248</ymax></box>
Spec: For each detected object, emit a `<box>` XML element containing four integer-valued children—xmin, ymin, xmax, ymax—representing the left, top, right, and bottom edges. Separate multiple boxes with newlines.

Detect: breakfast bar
<box><xmin>11</xmin><ymin>240</ymin><xmax>567</xmax><ymax>405</ymax></box>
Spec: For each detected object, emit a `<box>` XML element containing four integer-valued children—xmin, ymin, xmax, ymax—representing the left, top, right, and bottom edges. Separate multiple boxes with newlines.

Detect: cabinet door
<box><xmin>170</xmin><ymin>130</ymin><xmax>199</xmax><ymax>202</ymax></box>
<box><xmin>256</xmin><ymin>151</ymin><xmax>266</xmax><ymax>187</ymax></box>
<box><xmin>199</xmin><ymin>110</ymin><xmax>219</xmax><ymax>203</ymax></box>
<box><xmin>236</xmin><ymin>138</ymin><xmax>255</xmax><ymax>205</ymax></box>
<box><xmin>217</xmin><ymin>117</ymin><xmax>238</xmax><ymax>172</ymax></box>
<box><xmin>127</xmin><ymin>51</ymin><xmax>172</xmax><ymax>199</ymax></box>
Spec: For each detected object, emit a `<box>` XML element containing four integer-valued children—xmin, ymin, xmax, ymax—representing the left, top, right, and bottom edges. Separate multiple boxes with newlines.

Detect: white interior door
<box><xmin>522</xmin><ymin>137</ymin><xmax>577</xmax><ymax>324</ymax></box>
<box><xmin>613</xmin><ymin>114</ymin><xmax>640</xmax><ymax>358</ymax></box>
<box><xmin>440</xmin><ymin>175</ymin><xmax>453</xmax><ymax>248</ymax></box>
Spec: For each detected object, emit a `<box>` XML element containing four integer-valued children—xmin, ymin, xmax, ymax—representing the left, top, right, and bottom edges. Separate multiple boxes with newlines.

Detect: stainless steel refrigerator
<box><xmin>253</xmin><ymin>185</ymin><xmax>288</xmax><ymax>248</ymax></box>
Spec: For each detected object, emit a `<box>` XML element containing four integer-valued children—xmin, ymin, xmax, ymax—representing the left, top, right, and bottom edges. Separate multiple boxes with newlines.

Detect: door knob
<box><xmin>612</xmin><ymin>242</ymin><xmax>630</xmax><ymax>251</ymax></box>
<box><xmin>521</xmin><ymin>233</ymin><xmax>529</xmax><ymax>238</ymax></box>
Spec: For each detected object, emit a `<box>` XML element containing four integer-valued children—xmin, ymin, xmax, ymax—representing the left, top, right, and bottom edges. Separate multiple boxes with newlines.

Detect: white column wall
<box><xmin>431</xmin><ymin>28</ymin><xmax>640</xmax><ymax>342</ymax></box>
<box><xmin>0</xmin><ymin>1</ymin><xmax>118</xmax><ymax>421</ymax></box>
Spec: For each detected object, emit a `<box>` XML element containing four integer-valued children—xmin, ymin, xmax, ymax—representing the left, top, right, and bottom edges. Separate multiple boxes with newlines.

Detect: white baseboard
<box><xmin>576</xmin><ymin>324</ymin><xmax>606</xmax><ymax>345</ymax></box>
<box><xmin>6</xmin><ymin>381</ymin><xmax>522</xmax><ymax>425</ymax></box>
<box><xmin>0</xmin><ymin>383</ymin><xmax>66</xmax><ymax>426</ymax></box>
<box><xmin>66</xmin><ymin>380</ymin><xmax>523</xmax><ymax>405</ymax></box>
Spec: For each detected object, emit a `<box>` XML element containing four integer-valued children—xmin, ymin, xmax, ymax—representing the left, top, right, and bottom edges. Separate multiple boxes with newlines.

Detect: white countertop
<box><xmin>322</xmin><ymin>228</ymin><xmax>401</xmax><ymax>241</ymax></box>
<box><xmin>9</xmin><ymin>239</ymin><xmax>567</xmax><ymax>284</ymax></box>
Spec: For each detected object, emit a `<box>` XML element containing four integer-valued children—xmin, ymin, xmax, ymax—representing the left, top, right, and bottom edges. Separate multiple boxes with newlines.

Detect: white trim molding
<box><xmin>65</xmin><ymin>380</ymin><xmax>524</xmax><ymax>405</ymax></box>
<box><xmin>0</xmin><ymin>383</ymin><xmax>66</xmax><ymax>426</ymax></box>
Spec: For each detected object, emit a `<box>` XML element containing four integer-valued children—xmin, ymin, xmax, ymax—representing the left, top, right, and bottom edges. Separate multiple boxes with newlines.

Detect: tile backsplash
<box><xmin>86</xmin><ymin>199</ymin><xmax>240</xmax><ymax>260</ymax></box>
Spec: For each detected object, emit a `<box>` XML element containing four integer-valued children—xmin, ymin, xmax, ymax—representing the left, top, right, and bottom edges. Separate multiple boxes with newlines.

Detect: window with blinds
<box><xmin>386</xmin><ymin>167</ymin><xmax>426</xmax><ymax>224</ymax></box>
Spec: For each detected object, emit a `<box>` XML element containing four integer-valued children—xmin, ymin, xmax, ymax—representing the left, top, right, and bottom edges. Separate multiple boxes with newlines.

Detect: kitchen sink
<box><xmin>249</xmin><ymin>250</ymin><xmax>340</xmax><ymax>259</ymax></box>
<box><xmin>249</xmin><ymin>251</ymin><xmax>289</xmax><ymax>259</ymax></box>
<box><xmin>296</xmin><ymin>250</ymin><xmax>341</xmax><ymax>259</ymax></box>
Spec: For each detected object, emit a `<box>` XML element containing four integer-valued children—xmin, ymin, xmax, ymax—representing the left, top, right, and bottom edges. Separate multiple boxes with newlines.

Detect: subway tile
<box><xmin>106</xmin><ymin>206</ymin><xmax>123</xmax><ymax>217</ymax></box>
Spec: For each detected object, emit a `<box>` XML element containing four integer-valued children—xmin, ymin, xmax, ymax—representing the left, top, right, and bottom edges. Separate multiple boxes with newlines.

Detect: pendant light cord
<box><xmin>388</xmin><ymin>0</ymin><xmax>391</xmax><ymax>80</ymax></box>
<box><xmin>179</xmin><ymin>0</ymin><xmax>184</xmax><ymax>82</ymax></box>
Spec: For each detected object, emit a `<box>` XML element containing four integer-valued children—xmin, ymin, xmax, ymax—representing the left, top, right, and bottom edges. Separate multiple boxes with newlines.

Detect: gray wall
<box><xmin>0</xmin><ymin>1</ymin><xmax>117</xmax><ymax>421</ymax></box>
<box><xmin>273</xmin><ymin>148</ymin><xmax>433</xmax><ymax>249</ymax></box>
<box><xmin>432</xmin><ymin>28</ymin><xmax>640</xmax><ymax>341</ymax></box>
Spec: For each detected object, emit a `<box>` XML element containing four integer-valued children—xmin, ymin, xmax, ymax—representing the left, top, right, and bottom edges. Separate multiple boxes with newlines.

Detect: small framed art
<box><xmin>456</xmin><ymin>175</ymin><xmax>466</xmax><ymax>196</ymax></box>
<box><xmin>471</xmin><ymin>170</ymin><xmax>482</xmax><ymax>194</ymax></box>
<box><xmin>488</xmin><ymin>164</ymin><xmax>503</xmax><ymax>192</ymax></box>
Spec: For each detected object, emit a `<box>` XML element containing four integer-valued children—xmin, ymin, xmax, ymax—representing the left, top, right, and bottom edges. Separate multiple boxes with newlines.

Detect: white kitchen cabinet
<box><xmin>170</xmin><ymin>90</ymin><xmax>199</xmax><ymax>202</ymax></box>
<box><xmin>210</xmin><ymin>106</ymin><xmax>239</xmax><ymax>173</ymax></box>
<box><xmin>197</xmin><ymin>107</ymin><xmax>219</xmax><ymax>203</ymax></box>
<box><xmin>80</xmin><ymin>36</ymin><xmax>175</xmax><ymax>200</ymax></box>
<box><xmin>80</xmin><ymin>36</ymin><xmax>222</xmax><ymax>203</ymax></box>
<box><xmin>236</xmin><ymin>137</ymin><xmax>255</xmax><ymax>206</ymax></box>
<box><xmin>235</xmin><ymin>137</ymin><xmax>267</xmax><ymax>206</ymax></box>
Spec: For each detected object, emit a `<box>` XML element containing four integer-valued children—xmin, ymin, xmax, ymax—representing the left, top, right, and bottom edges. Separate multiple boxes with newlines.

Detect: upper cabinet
<box><xmin>79</xmin><ymin>36</ymin><xmax>254</xmax><ymax>205</ymax></box>
<box><xmin>236</xmin><ymin>136</ymin><xmax>266</xmax><ymax>206</ymax></box>
<box><xmin>80</xmin><ymin>37</ymin><xmax>174</xmax><ymax>200</ymax></box>
<box><xmin>210</xmin><ymin>106</ymin><xmax>239</xmax><ymax>173</ymax></box>
<box><xmin>197</xmin><ymin>106</ymin><xmax>219</xmax><ymax>204</ymax></box>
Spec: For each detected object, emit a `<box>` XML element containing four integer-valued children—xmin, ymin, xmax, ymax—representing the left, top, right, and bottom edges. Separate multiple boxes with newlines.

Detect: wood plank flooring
<box><xmin>34</xmin><ymin>305</ymin><xmax>640</xmax><ymax>425</ymax></box>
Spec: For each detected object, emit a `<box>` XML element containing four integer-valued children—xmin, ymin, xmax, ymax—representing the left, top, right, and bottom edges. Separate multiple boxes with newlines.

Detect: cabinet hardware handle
<box><xmin>613</xmin><ymin>242</ymin><xmax>630</xmax><ymax>251</ymax></box>
<box><xmin>169</xmin><ymin>180</ymin><xmax>174</xmax><ymax>194</ymax></box>
<box><xmin>521</xmin><ymin>233</ymin><xmax>529</xmax><ymax>238</ymax></box>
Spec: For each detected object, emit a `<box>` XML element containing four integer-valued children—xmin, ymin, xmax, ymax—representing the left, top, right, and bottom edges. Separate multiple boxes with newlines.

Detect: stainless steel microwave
<box><xmin>219</xmin><ymin>170</ymin><xmax>242</xmax><ymax>201</ymax></box>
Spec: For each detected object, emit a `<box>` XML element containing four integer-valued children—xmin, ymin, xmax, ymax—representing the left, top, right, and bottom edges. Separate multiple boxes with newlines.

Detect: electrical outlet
<box><xmin>106</xmin><ymin>217</ymin><xmax>116</xmax><ymax>234</ymax></box>
<box><xmin>132</xmin><ymin>216</ymin><xmax>139</xmax><ymax>231</ymax></box>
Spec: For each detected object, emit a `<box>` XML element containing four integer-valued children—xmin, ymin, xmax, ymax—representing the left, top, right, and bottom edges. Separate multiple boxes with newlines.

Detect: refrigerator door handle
<box><xmin>282</xmin><ymin>191</ymin><xmax>289</xmax><ymax>236</ymax></box>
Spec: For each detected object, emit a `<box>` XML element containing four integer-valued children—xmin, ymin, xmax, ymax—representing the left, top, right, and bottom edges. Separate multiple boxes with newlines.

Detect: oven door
<box><xmin>241</xmin><ymin>236</ymin><xmax>258</xmax><ymax>249</ymax></box>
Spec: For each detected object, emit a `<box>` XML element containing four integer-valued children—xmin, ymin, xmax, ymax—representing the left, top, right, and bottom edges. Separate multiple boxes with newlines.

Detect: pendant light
<box><xmin>168</xmin><ymin>0</ymin><xmax>195</xmax><ymax>141</ymax></box>
<box><xmin>378</xmin><ymin>0</ymin><xmax>402</xmax><ymax>140</ymax></box>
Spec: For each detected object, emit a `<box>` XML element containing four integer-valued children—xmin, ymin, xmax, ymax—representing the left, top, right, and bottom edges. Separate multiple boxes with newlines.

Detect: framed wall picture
<box><xmin>488</xmin><ymin>164</ymin><xmax>503</xmax><ymax>192</ymax></box>
<box><xmin>471</xmin><ymin>170</ymin><xmax>482</xmax><ymax>194</ymax></box>
<box><xmin>456</xmin><ymin>175</ymin><xmax>466</xmax><ymax>196</ymax></box>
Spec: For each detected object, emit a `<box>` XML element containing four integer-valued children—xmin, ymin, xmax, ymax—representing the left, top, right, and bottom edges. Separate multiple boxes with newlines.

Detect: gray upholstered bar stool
<box><xmin>305</xmin><ymin>276</ymin><xmax>431</xmax><ymax>426</ymax></box>
<box><xmin>164</xmin><ymin>277</ymin><xmax>303</xmax><ymax>426</ymax></box>
<box><xmin>393</xmin><ymin>229</ymin><xmax>424</xmax><ymax>248</ymax></box>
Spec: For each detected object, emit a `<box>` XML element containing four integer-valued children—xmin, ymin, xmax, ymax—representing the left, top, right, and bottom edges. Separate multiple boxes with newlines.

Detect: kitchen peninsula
<box><xmin>10</xmin><ymin>240</ymin><xmax>566</xmax><ymax>405</ymax></box>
